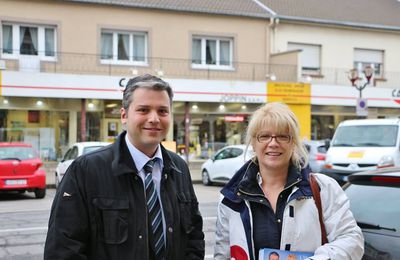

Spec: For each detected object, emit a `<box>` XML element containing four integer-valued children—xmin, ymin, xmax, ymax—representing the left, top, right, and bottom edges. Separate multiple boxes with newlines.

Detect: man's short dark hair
<box><xmin>269</xmin><ymin>251</ymin><xmax>280</xmax><ymax>258</ymax></box>
<box><xmin>122</xmin><ymin>74</ymin><xmax>174</xmax><ymax>110</ymax></box>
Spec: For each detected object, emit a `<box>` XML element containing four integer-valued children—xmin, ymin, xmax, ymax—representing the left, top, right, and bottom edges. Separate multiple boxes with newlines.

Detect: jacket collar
<box><xmin>111</xmin><ymin>131</ymin><xmax>182</xmax><ymax>177</ymax></box>
<box><xmin>221</xmin><ymin>160</ymin><xmax>313</xmax><ymax>203</ymax></box>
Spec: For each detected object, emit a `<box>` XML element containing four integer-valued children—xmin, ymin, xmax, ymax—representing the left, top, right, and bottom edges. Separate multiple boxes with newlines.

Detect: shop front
<box><xmin>2</xmin><ymin>70</ymin><xmax>400</xmax><ymax>161</ymax></box>
<box><xmin>0</xmin><ymin>96</ymin><xmax>112</xmax><ymax>159</ymax></box>
<box><xmin>173</xmin><ymin>102</ymin><xmax>262</xmax><ymax>160</ymax></box>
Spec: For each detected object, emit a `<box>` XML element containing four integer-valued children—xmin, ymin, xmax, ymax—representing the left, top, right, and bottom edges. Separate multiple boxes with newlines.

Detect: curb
<box><xmin>46</xmin><ymin>184</ymin><xmax>56</xmax><ymax>189</ymax></box>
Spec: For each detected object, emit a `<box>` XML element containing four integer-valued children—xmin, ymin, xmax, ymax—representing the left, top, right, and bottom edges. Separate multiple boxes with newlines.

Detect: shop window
<box><xmin>354</xmin><ymin>48</ymin><xmax>383</xmax><ymax>77</ymax></box>
<box><xmin>311</xmin><ymin>115</ymin><xmax>334</xmax><ymax>140</ymax></box>
<box><xmin>1</xmin><ymin>23</ymin><xmax>56</xmax><ymax>60</ymax></box>
<box><xmin>214</xmin><ymin>118</ymin><xmax>227</xmax><ymax>143</ymax></box>
<box><xmin>100</xmin><ymin>30</ymin><xmax>147</xmax><ymax>65</ymax></box>
<box><xmin>288</xmin><ymin>42</ymin><xmax>321</xmax><ymax>75</ymax></box>
<box><xmin>28</xmin><ymin>110</ymin><xmax>40</xmax><ymax>123</ymax></box>
<box><xmin>77</xmin><ymin>112</ymin><xmax>102</xmax><ymax>142</ymax></box>
<box><xmin>192</xmin><ymin>36</ymin><xmax>233</xmax><ymax>69</ymax></box>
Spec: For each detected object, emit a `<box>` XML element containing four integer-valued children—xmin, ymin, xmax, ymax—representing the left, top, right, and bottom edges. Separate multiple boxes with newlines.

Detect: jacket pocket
<box><xmin>177</xmin><ymin>192</ymin><xmax>195</xmax><ymax>234</ymax></box>
<box><xmin>92</xmin><ymin>197</ymin><xmax>129</xmax><ymax>244</ymax></box>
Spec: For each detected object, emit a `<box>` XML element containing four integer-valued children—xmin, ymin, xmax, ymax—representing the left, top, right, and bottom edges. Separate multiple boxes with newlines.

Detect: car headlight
<box><xmin>324</xmin><ymin>155</ymin><xmax>332</xmax><ymax>169</ymax></box>
<box><xmin>377</xmin><ymin>155</ymin><xmax>394</xmax><ymax>168</ymax></box>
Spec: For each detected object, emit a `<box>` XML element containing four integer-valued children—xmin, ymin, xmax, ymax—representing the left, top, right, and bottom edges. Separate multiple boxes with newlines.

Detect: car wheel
<box><xmin>55</xmin><ymin>172</ymin><xmax>60</xmax><ymax>189</ymax></box>
<box><xmin>34</xmin><ymin>188</ymin><xmax>46</xmax><ymax>199</ymax></box>
<box><xmin>202</xmin><ymin>170</ymin><xmax>212</xmax><ymax>186</ymax></box>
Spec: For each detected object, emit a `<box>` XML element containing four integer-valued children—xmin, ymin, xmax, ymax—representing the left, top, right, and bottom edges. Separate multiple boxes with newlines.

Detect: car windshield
<box><xmin>345</xmin><ymin>184</ymin><xmax>400</xmax><ymax>232</ymax></box>
<box><xmin>82</xmin><ymin>146</ymin><xmax>104</xmax><ymax>155</ymax></box>
<box><xmin>0</xmin><ymin>146</ymin><xmax>37</xmax><ymax>160</ymax></box>
<box><xmin>317</xmin><ymin>145</ymin><xmax>327</xmax><ymax>153</ymax></box>
<box><xmin>332</xmin><ymin>125</ymin><xmax>398</xmax><ymax>147</ymax></box>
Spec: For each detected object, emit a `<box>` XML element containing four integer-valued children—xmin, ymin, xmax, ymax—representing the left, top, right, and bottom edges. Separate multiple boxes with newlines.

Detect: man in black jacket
<box><xmin>44</xmin><ymin>74</ymin><xmax>205</xmax><ymax>259</ymax></box>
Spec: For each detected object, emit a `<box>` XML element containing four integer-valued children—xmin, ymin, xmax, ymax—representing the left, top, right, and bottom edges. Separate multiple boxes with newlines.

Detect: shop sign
<box><xmin>105</xmin><ymin>107</ymin><xmax>120</xmax><ymax>118</ymax></box>
<box><xmin>267</xmin><ymin>82</ymin><xmax>311</xmax><ymax>104</ymax></box>
<box><xmin>225</xmin><ymin>115</ymin><xmax>245</xmax><ymax>122</ymax></box>
<box><xmin>392</xmin><ymin>89</ymin><xmax>400</xmax><ymax>104</ymax></box>
<box><xmin>191</xmin><ymin>118</ymin><xmax>203</xmax><ymax>125</ymax></box>
<box><xmin>220</xmin><ymin>94</ymin><xmax>263</xmax><ymax>103</ymax></box>
<box><xmin>119</xmin><ymin>78</ymin><xmax>128</xmax><ymax>88</ymax></box>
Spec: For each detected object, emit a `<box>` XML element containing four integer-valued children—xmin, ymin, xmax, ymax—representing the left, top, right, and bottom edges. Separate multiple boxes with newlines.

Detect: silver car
<box><xmin>55</xmin><ymin>142</ymin><xmax>110</xmax><ymax>188</ymax></box>
<box><xmin>201</xmin><ymin>144</ymin><xmax>253</xmax><ymax>185</ymax></box>
<box><xmin>303</xmin><ymin>140</ymin><xmax>327</xmax><ymax>173</ymax></box>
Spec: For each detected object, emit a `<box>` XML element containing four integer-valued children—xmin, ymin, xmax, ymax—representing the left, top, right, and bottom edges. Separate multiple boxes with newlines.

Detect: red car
<box><xmin>0</xmin><ymin>142</ymin><xmax>46</xmax><ymax>198</ymax></box>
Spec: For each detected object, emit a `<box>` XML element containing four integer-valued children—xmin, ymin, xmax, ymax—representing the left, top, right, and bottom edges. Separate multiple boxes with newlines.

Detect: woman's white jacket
<box><xmin>214</xmin><ymin>161</ymin><xmax>364</xmax><ymax>260</ymax></box>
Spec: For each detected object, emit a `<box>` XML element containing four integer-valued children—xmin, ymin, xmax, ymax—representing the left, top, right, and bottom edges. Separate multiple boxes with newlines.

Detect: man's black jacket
<box><xmin>44</xmin><ymin>132</ymin><xmax>205</xmax><ymax>259</ymax></box>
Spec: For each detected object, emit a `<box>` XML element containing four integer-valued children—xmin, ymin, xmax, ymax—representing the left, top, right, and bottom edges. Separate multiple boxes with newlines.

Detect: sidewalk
<box><xmin>43</xmin><ymin>159</ymin><xmax>204</xmax><ymax>188</ymax></box>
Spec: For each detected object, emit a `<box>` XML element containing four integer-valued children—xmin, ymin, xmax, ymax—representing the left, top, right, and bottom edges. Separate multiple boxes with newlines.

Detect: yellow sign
<box><xmin>266</xmin><ymin>82</ymin><xmax>312</xmax><ymax>140</ymax></box>
<box><xmin>348</xmin><ymin>151</ymin><xmax>365</xmax><ymax>158</ymax></box>
<box><xmin>267</xmin><ymin>82</ymin><xmax>311</xmax><ymax>104</ymax></box>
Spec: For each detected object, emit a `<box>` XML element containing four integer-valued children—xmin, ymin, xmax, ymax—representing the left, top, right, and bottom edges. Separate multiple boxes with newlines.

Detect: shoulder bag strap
<box><xmin>309</xmin><ymin>173</ymin><xmax>328</xmax><ymax>245</ymax></box>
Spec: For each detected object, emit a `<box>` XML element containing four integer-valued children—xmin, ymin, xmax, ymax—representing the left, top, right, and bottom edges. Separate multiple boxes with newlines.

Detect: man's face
<box><xmin>121</xmin><ymin>88</ymin><xmax>171</xmax><ymax>157</ymax></box>
<box><xmin>269</xmin><ymin>254</ymin><xmax>279</xmax><ymax>260</ymax></box>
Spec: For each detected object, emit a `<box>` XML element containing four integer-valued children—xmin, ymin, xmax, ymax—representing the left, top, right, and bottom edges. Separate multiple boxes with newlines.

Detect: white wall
<box><xmin>273</xmin><ymin>23</ymin><xmax>400</xmax><ymax>71</ymax></box>
<box><xmin>2</xmin><ymin>71</ymin><xmax>400</xmax><ymax>108</ymax></box>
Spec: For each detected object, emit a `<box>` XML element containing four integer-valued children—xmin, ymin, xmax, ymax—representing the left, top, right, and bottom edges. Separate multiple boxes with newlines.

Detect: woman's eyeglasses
<box><xmin>256</xmin><ymin>133</ymin><xmax>292</xmax><ymax>144</ymax></box>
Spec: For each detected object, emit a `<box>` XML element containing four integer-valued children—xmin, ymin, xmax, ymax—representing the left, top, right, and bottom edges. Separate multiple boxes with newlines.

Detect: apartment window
<box><xmin>100</xmin><ymin>30</ymin><xmax>147</xmax><ymax>65</ymax></box>
<box><xmin>192</xmin><ymin>36</ymin><xmax>233</xmax><ymax>69</ymax></box>
<box><xmin>288</xmin><ymin>42</ymin><xmax>321</xmax><ymax>74</ymax></box>
<box><xmin>1</xmin><ymin>23</ymin><xmax>56</xmax><ymax>60</ymax></box>
<box><xmin>354</xmin><ymin>48</ymin><xmax>383</xmax><ymax>77</ymax></box>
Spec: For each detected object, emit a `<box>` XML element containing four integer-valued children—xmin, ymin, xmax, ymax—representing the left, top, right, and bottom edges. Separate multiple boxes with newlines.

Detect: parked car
<box><xmin>201</xmin><ymin>144</ymin><xmax>253</xmax><ymax>185</ymax></box>
<box><xmin>303</xmin><ymin>140</ymin><xmax>327</xmax><ymax>173</ymax></box>
<box><xmin>55</xmin><ymin>142</ymin><xmax>110</xmax><ymax>188</ymax></box>
<box><xmin>0</xmin><ymin>142</ymin><xmax>46</xmax><ymax>198</ymax></box>
<box><xmin>199</xmin><ymin>142</ymin><xmax>227</xmax><ymax>159</ymax></box>
<box><xmin>323</xmin><ymin>118</ymin><xmax>400</xmax><ymax>185</ymax></box>
<box><xmin>343</xmin><ymin>167</ymin><xmax>400</xmax><ymax>259</ymax></box>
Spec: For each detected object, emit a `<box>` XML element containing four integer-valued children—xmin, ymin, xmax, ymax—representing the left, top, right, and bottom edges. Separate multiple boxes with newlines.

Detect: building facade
<box><xmin>261</xmin><ymin>0</ymin><xmax>400</xmax><ymax>139</ymax></box>
<box><xmin>1</xmin><ymin>0</ymin><xmax>400</xmax><ymax>160</ymax></box>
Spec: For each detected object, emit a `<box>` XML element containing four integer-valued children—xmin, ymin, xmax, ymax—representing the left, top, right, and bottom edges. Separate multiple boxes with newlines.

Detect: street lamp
<box><xmin>348</xmin><ymin>66</ymin><xmax>374</xmax><ymax>98</ymax></box>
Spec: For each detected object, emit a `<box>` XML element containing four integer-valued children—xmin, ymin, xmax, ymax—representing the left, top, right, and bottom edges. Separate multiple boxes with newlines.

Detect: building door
<box><xmin>103</xmin><ymin>119</ymin><xmax>122</xmax><ymax>143</ymax></box>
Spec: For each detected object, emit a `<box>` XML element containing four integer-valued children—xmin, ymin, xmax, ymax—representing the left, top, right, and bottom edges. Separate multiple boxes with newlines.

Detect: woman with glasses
<box><xmin>214</xmin><ymin>102</ymin><xmax>364</xmax><ymax>260</ymax></box>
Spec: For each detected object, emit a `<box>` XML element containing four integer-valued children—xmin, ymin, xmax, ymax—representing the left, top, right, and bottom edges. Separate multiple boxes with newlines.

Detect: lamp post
<box><xmin>348</xmin><ymin>66</ymin><xmax>374</xmax><ymax>98</ymax></box>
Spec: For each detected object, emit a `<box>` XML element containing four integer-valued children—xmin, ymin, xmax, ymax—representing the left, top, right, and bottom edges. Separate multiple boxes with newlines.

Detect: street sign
<box><xmin>356</xmin><ymin>98</ymin><xmax>368</xmax><ymax>116</ymax></box>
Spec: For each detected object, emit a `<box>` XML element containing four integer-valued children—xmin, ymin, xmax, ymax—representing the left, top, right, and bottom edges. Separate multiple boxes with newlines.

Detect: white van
<box><xmin>323</xmin><ymin>118</ymin><xmax>400</xmax><ymax>184</ymax></box>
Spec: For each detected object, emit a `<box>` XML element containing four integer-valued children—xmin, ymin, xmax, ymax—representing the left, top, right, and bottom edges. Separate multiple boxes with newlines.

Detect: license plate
<box><xmin>5</xmin><ymin>179</ymin><xmax>27</xmax><ymax>185</ymax></box>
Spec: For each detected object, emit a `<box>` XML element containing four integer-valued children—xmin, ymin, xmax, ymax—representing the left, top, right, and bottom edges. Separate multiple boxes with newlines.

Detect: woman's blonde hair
<box><xmin>245</xmin><ymin>102</ymin><xmax>308</xmax><ymax>170</ymax></box>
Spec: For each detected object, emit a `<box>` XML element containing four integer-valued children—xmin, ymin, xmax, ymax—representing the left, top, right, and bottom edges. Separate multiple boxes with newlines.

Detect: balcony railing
<box><xmin>1</xmin><ymin>51</ymin><xmax>400</xmax><ymax>87</ymax></box>
<box><xmin>303</xmin><ymin>67</ymin><xmax>400</xmax><ymax>88</ymax></box>
<box><xmin>1</xmin><ymin>52</ymin><xmax>297</xmax><ymax>82</ymax></box>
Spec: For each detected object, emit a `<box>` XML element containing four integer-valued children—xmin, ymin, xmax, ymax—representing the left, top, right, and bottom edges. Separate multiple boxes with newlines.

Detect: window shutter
<box><xmin>288</xmin><ymin>43</ymin><xmax>321</xmax><ymax>69</ymax></box>
<box><xmin>354</xmin><ymin>48</ymin><xmax>383</xmax><ymax>63</ymax></box>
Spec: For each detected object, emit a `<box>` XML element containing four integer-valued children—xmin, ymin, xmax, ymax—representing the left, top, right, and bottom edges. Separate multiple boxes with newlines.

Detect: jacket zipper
<box><xmin>238</xmin><ymin>177</ymin><xmax>301</xmax><ymax>198</ymax></box>
<box><xmin>244</xmin><ymin>200</ymin><xmax>256</xmax><ymax>260</ymax></box>
<box><xmin>238</xmin><ymin>177</ymin><xmax>302</xmax><ymax>259</ymax></box>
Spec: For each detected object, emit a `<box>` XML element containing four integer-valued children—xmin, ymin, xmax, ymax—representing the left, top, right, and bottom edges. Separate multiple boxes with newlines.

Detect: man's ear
<box><xmin>120</xmin><ymin>107</ymin><xmax>127</xmax><ymax>123</ymax></box>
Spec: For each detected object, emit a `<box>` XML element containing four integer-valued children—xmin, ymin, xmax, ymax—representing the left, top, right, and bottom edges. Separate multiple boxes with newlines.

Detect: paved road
<box><xmin>0</xmin><ymin>184</ymin><xmax>221</xmax><ymax>260</ymax></box>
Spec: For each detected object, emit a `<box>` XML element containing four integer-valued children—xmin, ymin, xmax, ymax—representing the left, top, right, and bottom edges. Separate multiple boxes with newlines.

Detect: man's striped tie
<box><xmin>144</xmin><ymin>159</ymin><xmax>165</xmax><ymax>259</ymax></box>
